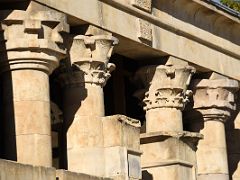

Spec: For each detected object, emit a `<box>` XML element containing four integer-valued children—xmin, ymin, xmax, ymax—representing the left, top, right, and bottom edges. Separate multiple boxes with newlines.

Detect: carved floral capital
<box><xmin>191</xmin><ymin>78</ymin><xmax>239</xmax><ymax>123</ymax></box>
<box><xmin>135</xmin><ymin>64</ymin><xmax>195</xmax><ymax>111</ymax></box>
<box><xmin>66</xmin><ymin>35</ymin><xmax>118</xmax><ymax>87</ymax></box>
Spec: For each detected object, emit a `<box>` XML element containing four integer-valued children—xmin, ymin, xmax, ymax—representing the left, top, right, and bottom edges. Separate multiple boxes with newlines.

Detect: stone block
<box><xmin>0</xmin><ymin>159</ymin><xmax>55</xmax><ymax>180</ymax></box>
<box><xmin>16</xmin><ymin>134</ymin><xmax>52</xmax><ymax>166</ymax></box>
<box><xmin>140</xmin><ymin>131</ymin><xmax>201</xmax><ymax>180</ymax></box>
<box><xmin>142</xmin><ymin>165</ymin><xmax>196</xmax><ymax>180</ymax></box>
<box><xmin>198</xmin><ymin>173</ymin><xmax>229</xmax><ymax>180</ymax></box>
<box><xmin>104</xmin><ymin>146</ymin><xmax>141</xmax><ymax>180</ymax></box>
<box><xmin>102</xmin><ymin>115</ymin><xmax>141</xmax><ymax>149</ymax></box>
<box><xmin>128</xmin><ymin>152</ymin><xmax>142</xmax><ymax>179</ymax></box>
<box><xmin>104</xmin><ymin>146</ymin><xmax>128</xmax><ymax>179</ymax></box>
<box><xmin>141</xmin><ymin>131</ymin><xmax>201</xmax><ymax>165</ymax></box>
<box><xmin>67</xmin><ymin>147</ymin><xmax>105</xmax><ymax>177</ymax></box>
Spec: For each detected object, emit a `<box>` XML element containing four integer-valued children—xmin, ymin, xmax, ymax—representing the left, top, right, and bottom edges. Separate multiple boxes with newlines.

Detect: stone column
<box><xmin>59</xmin><ymin>35</ymin><xmax>118</xmax><ymax>175</ymax></box>
<box><xmin>0</xmin><ymin>2</ymin><xmax>69</xmax><ymax>166</ymax></box>
<box><xmin>189</xmin><ymin>78</ymin><xmax>239</xmax><ymax>180</ymax></box>
<box><xmin>135</xmin><ymin>59</ymin><xmax>201</xmax><ymax>180</ymax></box>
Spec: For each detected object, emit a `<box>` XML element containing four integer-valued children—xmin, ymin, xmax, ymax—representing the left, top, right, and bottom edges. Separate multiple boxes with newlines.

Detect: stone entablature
<box><xmin>34</xmin><ymin>0</ymin><xmax>240</xmax><ymax>80</ymax></box>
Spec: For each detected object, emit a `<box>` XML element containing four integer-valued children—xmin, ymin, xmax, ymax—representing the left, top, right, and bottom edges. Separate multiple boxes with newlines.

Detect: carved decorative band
<box><xmin>143</xmin><ymin>88</ymin><xmax>192</xmax><ymax>110</ymax></box>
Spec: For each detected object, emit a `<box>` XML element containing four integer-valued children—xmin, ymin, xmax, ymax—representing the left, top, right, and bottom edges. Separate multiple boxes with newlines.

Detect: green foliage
<box><xmin>220</xmin><ymin>0</ymin><xmax>240</xmax><ymax>12</ymax></box>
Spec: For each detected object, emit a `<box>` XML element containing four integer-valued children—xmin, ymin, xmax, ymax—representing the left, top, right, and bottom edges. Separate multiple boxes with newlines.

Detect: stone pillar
<box><xmin>0</xmin><ymin>2</ymin><xmax>69</xmax><ymax>166</ymax></box>
<box><xmin>59</xmin><ymin>35</ymin><xmax>118</xmax><ymax>175</ymax></box>
<box><xmin>189</xmin><ymin>78</ymin><xmax>239</xmax><ymax>180</ymax></box>
<box><xmin>135</xmin><ymin>59</ymin><xmax>201</xmax><ymax>180</ymax></box>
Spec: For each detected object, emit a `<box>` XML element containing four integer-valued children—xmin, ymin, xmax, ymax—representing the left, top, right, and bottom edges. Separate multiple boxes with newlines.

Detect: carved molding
<box><xmin>0</xmin><ymin>1</ymin><xmax>69</xmax><ymax>74</ymax></box>
<box><xmin>135</xmin><ymin>64</ymin><xmax>195</xmax><ymax>111</ymax></box>
<box><xmin>191</xmin><ymin>78</ymin><xmax>239</xmax><ymax>123</ymax></box>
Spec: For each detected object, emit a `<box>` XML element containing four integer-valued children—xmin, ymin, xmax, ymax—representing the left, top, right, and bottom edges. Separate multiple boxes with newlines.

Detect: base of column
<box><xmin>141</xmin><ymin>131</ymin><xmax>202</xmax><ymax>180</ymax></box>
<box><xmin>198</xmin><ymin>173</ymin><xmax>229</xmax><ymax>180</ymax></box>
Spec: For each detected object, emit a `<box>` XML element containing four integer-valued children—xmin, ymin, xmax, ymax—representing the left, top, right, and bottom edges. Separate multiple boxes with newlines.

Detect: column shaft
<box><xmin>3</xmin><ymin>70</ymin><xmax>51</xmax><ymax>166</ymax></box>
<box><xmin>146</xmin><ymin>108</ymin><xmax>182</xmax><ymax>132</ymax></box>
<box><xmin>197</xmin><ymin>121</ymin><xmax>228</xmax><ymax>180</ymax></box>
<box><xmin>63</xmin><ymin>83</ymin><xmax>105</xmax><ymax>173</ymax></box>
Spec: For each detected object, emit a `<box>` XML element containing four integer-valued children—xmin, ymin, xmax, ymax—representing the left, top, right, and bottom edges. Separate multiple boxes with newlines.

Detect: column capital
<box><xmin>65</xmin><ymin>35</ymin><xmax>118</xmax><ymax>87</ymax></box>
<box><xmin>135</xmin><ymin>64</ymin><xmax>195</xmax><ymax>111</ymax></box>
<box><xmin>191</xmin><ymin>78</ymin><xmax>239</xmax><ymax>122</ymax></box>
<box><xmin>0</xmin><ymin>1</ymin><xmax>69</xmax><ymax>74</ymax></box>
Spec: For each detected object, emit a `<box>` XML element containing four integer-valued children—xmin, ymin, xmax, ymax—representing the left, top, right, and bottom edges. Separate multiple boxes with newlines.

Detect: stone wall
<box><xmin>0</xmin><ymin>159</ymin><xmax>112</xmax><ymax>180</ymax></box>
<box><xmin>0</xmin><ymin>159</ymin><xmax>56</xmax><ymax>180</ymax></box>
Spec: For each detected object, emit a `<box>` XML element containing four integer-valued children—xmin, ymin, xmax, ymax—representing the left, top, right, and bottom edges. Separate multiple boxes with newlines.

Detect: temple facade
<box><xmin>0</xmin><ymin>0</ymin><xmax>240</xmax><ymax>180</ymax></box>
